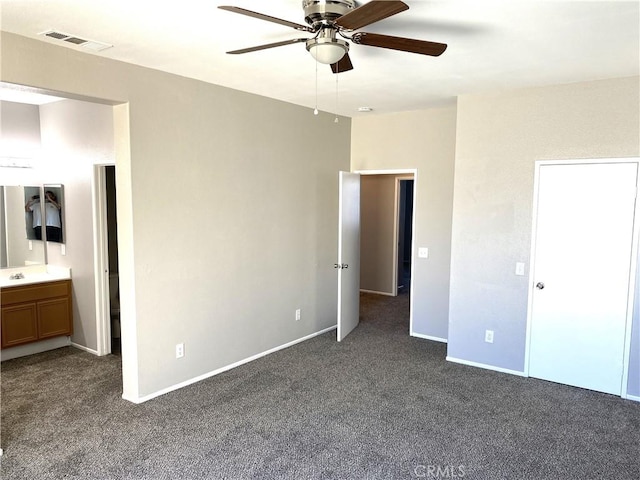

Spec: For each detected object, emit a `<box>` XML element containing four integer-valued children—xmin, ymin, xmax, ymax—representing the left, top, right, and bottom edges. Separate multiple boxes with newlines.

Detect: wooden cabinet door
<box><xmin>1</xmin><ymin>303</ymin><xmax>38</xmax><ymax>348</ymax></box>
<box><xmin>37</xmin><ymin>297</ymin><xmax>72</xmax><ymax>339</ymax></box>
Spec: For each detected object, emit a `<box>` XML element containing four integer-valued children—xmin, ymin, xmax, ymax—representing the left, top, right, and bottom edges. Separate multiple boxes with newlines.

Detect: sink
<box><xmin>1</xmin><ymin>266</ymin><xmax>71</xmax><ymax>288</ymax></box>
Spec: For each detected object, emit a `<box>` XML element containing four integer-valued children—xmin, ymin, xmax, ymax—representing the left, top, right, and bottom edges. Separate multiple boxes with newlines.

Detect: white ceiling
<box><xmin>1</xmin><ymin>0</ymin><xmax>638</xmax><ymax>117</ymax></box>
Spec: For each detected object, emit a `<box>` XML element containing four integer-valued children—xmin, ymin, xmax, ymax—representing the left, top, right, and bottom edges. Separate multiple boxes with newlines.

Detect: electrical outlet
<box><xmin>295</xmin><ymin>309</ymin><xmax>301</xmax><ymax>321</ymax></box>
<box><xmin>485</xmin><ymin>330</ymin><xmax>494</xmax><ymax>343</ymax></box>
<box><xmin>176</xmin><ymin>343</ymin><xmax>184</xmax><ymax>358</ymax></box>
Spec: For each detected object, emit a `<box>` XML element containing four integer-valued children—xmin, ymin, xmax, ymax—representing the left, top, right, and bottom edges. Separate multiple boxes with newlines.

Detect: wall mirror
<box><xmin>24</xmin><ymin>185</ymin><xmax>44</xmax><ymax>240</ymax></box>
<box><xmin>1</xmin><ymin>185</ymin><xmax>46</xmax><ymax>268</ymax></box>
<box><xmin>43</xmin><ymin>184</ymin><xmax>64</xmax><ymax>243</ymax></box>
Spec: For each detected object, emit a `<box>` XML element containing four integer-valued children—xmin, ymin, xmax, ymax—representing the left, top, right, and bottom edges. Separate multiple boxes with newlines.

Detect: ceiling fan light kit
<box><xmin>219</xmin><ymin>0</ymin><xmax>448</xmax><ymax>73</ymax></box>
<box><xmin>306</xmin><ymin>29</ymin><xmax>349</xmax><ymax>64</ymax></box>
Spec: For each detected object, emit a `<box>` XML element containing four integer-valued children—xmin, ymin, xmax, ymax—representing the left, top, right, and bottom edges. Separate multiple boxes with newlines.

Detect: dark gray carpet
<box><xmin>1</xmin><ymin>292</ymin><xmax>639</xmax><ymax>479</ymax></box>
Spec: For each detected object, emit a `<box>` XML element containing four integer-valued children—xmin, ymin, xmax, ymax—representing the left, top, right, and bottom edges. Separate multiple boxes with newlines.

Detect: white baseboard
<box><xmin>411</xmin><ymin>332</ymin><xmax>447</xmax><ymax>343</ymax></box>
<box><xmin>446</xmin><ymin>359</ymin><xmax>639</xmax><ymax>401</ymax></box>
<box><xmin>71</xmin><ymin>342</ymin><xmax>99</xmax><ymax>356</ymax></box>
<box><xmin>446</xmin><ymin>356</ymin><xmax>527</xmax><ymax>377</ymax></box>
<box><xmin>126</xmin><ymin>325</ymin><xmax>338</xmax><ymax>404</ymax></box>
<box><xmin>360</xmin><ymin>289</ymin><xmax>395</xmax><ymax>297</ymax></box>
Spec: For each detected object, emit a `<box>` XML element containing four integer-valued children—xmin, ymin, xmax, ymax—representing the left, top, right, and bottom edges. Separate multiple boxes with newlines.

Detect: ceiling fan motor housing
<box><xmin>302</xmin><ymin>0</ymin><xmax>357</xmax><ymax>28</ymax></box>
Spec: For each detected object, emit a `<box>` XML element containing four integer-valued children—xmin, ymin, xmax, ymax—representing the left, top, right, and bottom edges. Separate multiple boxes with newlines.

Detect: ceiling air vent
<box><xmin>43</xmin><ymin>31</ymin><xmax>69</xmax><ymax>40</ymax></box>
<box><xmin>64</xmin><ymin>36</ymin><xmax>88</xmax><ymax>45</ymax></box>
<box><xmin>39</xmin><ymin>30</ymin><xmax>113</xmax><ymax>52</ymax></box>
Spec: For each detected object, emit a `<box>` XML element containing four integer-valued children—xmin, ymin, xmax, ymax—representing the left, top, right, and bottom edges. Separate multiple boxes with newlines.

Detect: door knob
<box><xmin>334</xmin><ymin>264</ymin><xmax>340</xmax><ymax>269</ymax></box>
<box><xmin>536</xmin><ymin>282</ymin><xmax>545</xmax><ymax>290</ymax></box>
<box><xmin>342</xmin><ymin>264</ymin><xmax>349</xmax><ymax>269</ymax></box>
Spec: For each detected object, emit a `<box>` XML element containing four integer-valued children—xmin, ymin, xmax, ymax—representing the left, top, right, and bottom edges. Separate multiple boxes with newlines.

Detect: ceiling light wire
<box><xmin>334</xmin><ymin>71</ymin><xmax>339</xmax><ymax>123</ymax></box>
<box><xmin>314</xmin><ymin>60</ymin><xmax>319</xmax><ymax>116</ymax></box>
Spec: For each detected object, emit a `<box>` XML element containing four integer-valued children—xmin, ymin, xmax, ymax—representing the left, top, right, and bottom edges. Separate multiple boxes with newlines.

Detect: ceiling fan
<box><xmin>219</xmin><ymin>0</ymin><xmax>447</xmax><ymax>74</ymax></box>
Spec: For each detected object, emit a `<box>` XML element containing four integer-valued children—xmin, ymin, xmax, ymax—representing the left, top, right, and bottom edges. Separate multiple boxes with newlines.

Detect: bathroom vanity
<box><xmin>1</xmin><ymin>185</ymin><xmax>74</xmax><ymax>358</ymax></box>
<box><xmin>1</xmin><ymin>273</ymin><xmax>73</xmax><ymax>349</ymax></box>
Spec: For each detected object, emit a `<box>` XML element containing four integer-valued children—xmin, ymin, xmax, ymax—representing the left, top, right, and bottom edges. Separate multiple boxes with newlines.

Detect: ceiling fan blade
<box><xmin>353</xmin><ymin>32</ymin><xmax>447</xmax><ymax>56</ymax></box>
<box><xmin>335</xmin><ymin>0</ymin><xmax>409</xmax><ymax>31</ymax></box>
<box><xmin>227</xmin><ymin>38</ymin><xmax>308</xmax><ymax>55</ymax></box>
<box><xmin>331</xmin><ymin>53</ymin><xmax>354</xmax><ymax>74</ymax></box>
<box><xmin>218</xmin><ymin>6</ymin><xmax>313</xmax><ymax>32</ymax></box>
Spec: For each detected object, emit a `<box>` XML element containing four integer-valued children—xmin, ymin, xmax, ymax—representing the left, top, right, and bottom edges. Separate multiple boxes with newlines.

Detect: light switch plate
<box><xmin>485</xmin><ymin>330</ymin><xmax>494</xmax><ymax>343</ymax></box>
<box><xmin>515</xmin><ymin>262</ymin><xmax>525</xmax><ymax>276</ymax></box>
<box><xmin>418</xmin><ymin>247</ymin><xmax>429</xmax><ymax>259</ymax></box>
<box><xmin>61</xmin><ymin>244</ymin><xmax>66</xmax><ymax>256</ymax></box>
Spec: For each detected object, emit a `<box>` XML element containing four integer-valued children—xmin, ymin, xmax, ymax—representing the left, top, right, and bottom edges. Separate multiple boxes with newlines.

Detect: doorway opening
<box><xmin>396</xmin><ymin>179</ymin><xmax>414</xmax><ymax>294</ymax></box>
<box><xmin>94</xmin><ymin>163</ymin><xmax>120</xmax><ymax>357</ymax></box>
<box><xmin>105</xmin><ymin>166</ymin><xmax>120</xmax><ymax>354</ymax></box>
<box><xmin>356</xmin><ymin>170</ymin><xmax>417</xmax><ymax>337</ymax></box>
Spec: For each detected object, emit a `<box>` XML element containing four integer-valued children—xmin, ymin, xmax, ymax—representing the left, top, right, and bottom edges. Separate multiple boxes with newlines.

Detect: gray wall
<box><xmin>1</xmin><ymin>31</ymin><xmax>351</xmax><ymax>401</ymax></box>
<box><xmin>448</xmin><ymin>77</ymin><xmax>640</xmax><ymax>398</ymax></box>
<box><xmin>352</xmin><ymin>107</ymin><xmax>457</xmax><ymax>340</ymax></box>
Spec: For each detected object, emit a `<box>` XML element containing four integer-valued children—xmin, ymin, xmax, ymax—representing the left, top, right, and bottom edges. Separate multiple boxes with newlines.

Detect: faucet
<box><xmin>9</xmin><ymin>272</ymin><xmax>25</xmax><ymax>280</ymax></box>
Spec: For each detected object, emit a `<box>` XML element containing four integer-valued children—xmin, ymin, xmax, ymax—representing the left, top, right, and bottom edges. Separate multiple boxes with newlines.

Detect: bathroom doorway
<box><xmin>105</xmin><ymin>166</ymin><xmax>120</xmax><ymax>354</ymax></box>
<box><xmin>94</xmin><ymin>163</ymin><xmax>120</xmax><ymax>356</ymax></box>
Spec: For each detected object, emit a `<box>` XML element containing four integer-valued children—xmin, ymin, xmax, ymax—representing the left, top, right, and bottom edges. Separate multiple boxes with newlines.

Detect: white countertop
<box><xmin>0</xmin><ymin>266</ymin><xmax>71</xmax><ymax>288</ymax></box>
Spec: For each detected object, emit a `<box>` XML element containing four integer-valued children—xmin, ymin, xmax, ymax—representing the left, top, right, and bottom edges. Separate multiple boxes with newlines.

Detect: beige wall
<box><xmin>2</xmin><ymin>32</ymin><xmax>351</xmax><ymax>401</ymax></box>
<box><xmin>1</xmin><ymin>101</ymin><xmax>46</xmax><ymax>267</ymax></box>
<box><xmin>39</xmin><ymin>99</ymin><xmax>115</xmax><ymax>351</ymax></box>
<box><xmin>448</xmin><ymin>77</ymin><xmax>640</xmax><ymax>393</ymax></box>
<box><xmin>360</xmin><ymin>174</ymin><xmax>397</xmax><ymax>295</ymax></box>
<box><xmin>351</xmin><ymin>106</ymin><xmax>457</xmax><ymax>340</ymax></box>
<box><xmin>0</xmin><ymin>100</ymin><xmax>41</xmax><ymax>160</ymax></box>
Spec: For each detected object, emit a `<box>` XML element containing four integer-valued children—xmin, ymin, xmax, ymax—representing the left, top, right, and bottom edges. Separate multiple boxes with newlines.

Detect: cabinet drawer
<box><xmin>1</xmin><ymin>280</ymin><xmax>71</xmax><ymax>305</ymax></box>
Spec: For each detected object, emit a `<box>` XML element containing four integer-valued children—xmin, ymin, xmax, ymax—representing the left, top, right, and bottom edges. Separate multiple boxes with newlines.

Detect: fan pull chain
<box><xmin>314</xmin><ymin>60</ymin><xmax>319</xmax><ymax>116</ymax></box>
<box><xmin>334</xmin><ymin>72</ymin><xmax>339</xmax><ymax>123</ymax></box>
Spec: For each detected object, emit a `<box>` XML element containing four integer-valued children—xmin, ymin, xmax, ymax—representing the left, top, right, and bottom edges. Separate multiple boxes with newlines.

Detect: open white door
<box><xmin>528</xmin><ymin>162</ymin><xmax>638</xmax><ymax>395</ymax></box>
<box><xmin>337</xmin><ymin>171</ymin><xmax>360</xmax><ymax>341</ymax></box>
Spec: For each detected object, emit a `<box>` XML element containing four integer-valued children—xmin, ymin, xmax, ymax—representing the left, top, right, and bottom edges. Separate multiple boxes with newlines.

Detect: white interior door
<box><xmin>337</xmin><ymin>171</ymin><xmax>360</xmax><ymax>341</ymax></box>
<box><xmin>528</xmin><ymin>162</ymin><xmax>638</xmax><ymax>395</ymax></box>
